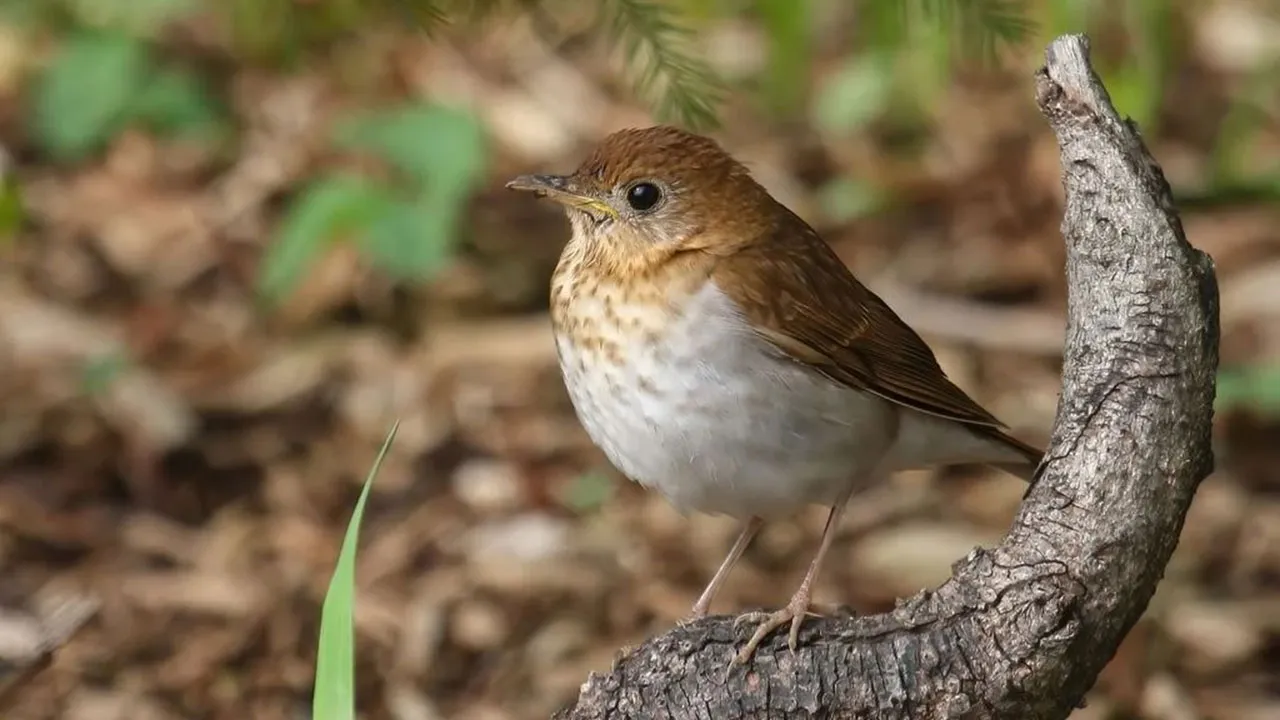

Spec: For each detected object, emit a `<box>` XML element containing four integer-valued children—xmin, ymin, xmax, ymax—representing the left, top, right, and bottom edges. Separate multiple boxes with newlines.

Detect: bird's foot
<box><xmin>730</xmin><ymin>589</ymin><xmax>821</xmax><ymax>666</ymax></box>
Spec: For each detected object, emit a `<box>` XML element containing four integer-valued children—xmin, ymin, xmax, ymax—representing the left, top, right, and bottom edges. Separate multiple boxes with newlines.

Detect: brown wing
<box><xmin>711</xmin><ymin>207</ymin><xmax>1041</xmax><ymax>462</ymax></box>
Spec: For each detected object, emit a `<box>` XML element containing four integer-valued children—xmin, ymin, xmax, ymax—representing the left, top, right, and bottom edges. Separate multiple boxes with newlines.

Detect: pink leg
<box><xmin>732</xmin><ymin>490</ymin><xmax>852</xmax><ymax>665</ymax></box>
<box><xmin>688</xmin><ymin>517</ymin><xmax>764</xmax><ymax>619</ymax></box>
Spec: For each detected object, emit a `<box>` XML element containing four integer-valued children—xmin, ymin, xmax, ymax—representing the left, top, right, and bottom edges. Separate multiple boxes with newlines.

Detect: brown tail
<box><xmin>988</xmin><ymin>430</ymin><xmax>1045</xmax><ymax>483</ymax></box>
<box><xmin>992</xmin><ymin>459</ymin><xmax>1041</xmax><ymax>483</ymax></box>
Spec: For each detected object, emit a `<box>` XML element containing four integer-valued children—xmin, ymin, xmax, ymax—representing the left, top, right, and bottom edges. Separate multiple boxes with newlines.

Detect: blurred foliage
<box><xmin>1</xmin><ymin>1</ymin><xmax>1277</xmax><ymax>711</ymax></box>
<box><xmin>79</xmin><ymin>352</ymin><xmax>130</xmax><ymax>397</ymax></box>
<box><xmin>4</xmin><ymin>0</ymin><xmax>1278</xmax><ymax>367</ymax></box>
<box><xmin>901</xmin><ymin>0</ymin><xmax>1034</xmax><ymax>60</ymax></box>
<box><xmin>3</xmin><ymin>0</ymin><xmax>1046</xmax><ymax>132</ymax></box>
<box><xmin>0</xmin><ymin>152</ymin><xmax>21</xmax><ymax>241</ymax></box>
<box><xmin>32</xmin><ymin>32</ymin><xmax>148</xmax><ymax>160</ymax></box>
<box><xmin>1033</xmin><ymin>0</ymin><xmax>1280</xmax><ymax>207</ymax></box>
<box><xmin>257</xmin><ymin>176</ymin><xmax>391</xmax><ymax>307</ymax></box>
<box><xmin>1034</xmin><ymin>0</ymin><xmax>1172</xmax><ymax>133</ymax></box>
<box><xmin>1206</xmin><ymin>61</ymin><xmax>1280</xmax><ymax>203</ymax></box>
<box><xmin>557</xmin><ymin>470</ymin><xmax>617</xmax><ymax>514</ymax></box>
<box><xmin>224</xmin><ymin>0</ymin><xmax>446</xmax><ymax>65</ymax></box>
<box><xmin>313</xmin><ymin>421</ymin><xmax>399</xmax><ymax>720</ymax></box>
<box><xmin>258</xmin><ymin>104</ymin><xmax>488</xmax><ymax>307</ymax></box>
<box><xmin>2</xmin><ymin>0</ymin><xmax>1068</xmax><ymax>306</ymax></box>
<box><xmin>1218</xmin><ymin>365</ymin><xmax>1280</xmax><ymax>417</ymax></box>
<box><xmin>222</xmin><ymin>0</ymin><xmax>1040</xmax><ymax>131</ymax></box>
<box><xmin>604</xmin><ymin>0</ymin><xmax>726</xmax><ymax>131</ymax></box>
<box><xmin>26</xmin><ymin>12</ymin><xmax>224</xmax><ymax>162</ymax></box>
<box><xmin>755</xmin><ymin>0</ymin><xmax>813</xmax><ymax>114</ymax></box>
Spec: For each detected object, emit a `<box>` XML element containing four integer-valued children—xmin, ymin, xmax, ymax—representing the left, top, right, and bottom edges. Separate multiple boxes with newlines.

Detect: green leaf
<box><xmin>331</xmin><ymin>104</ymin><xmax>485</xmax><ymax>280</ymax></box>
<box><xmin>812</xmin><ymin>52</ymin><xmax>893</xmax><ymax>134</ymax></box>
<box><xmin>313</xmin><ymin>420</ymin><xmax>400</xmax><ymax>720</ymax></box>
<box><xmin>32</xmin><ymin>32</ymin><xmax>149</xmax><ymax>161</ymax></box>
<box><xmin>334</xmin><ymin>104</ymin><xmax>487</xmax><ymax>191</ymax></box>
<box><xmin>131</xmin><ymin>67</ymin><xmax>224</xmax><ymax>138</ymax></box>
<box><xmin>359</xmin><ymin>197</ymin><xmax>459</xmax><ymax>281</ymax></box>
<box><xmin>258</xmin><ymin>175</ymin><xmax>393</xmax><ymax>306</ymax></box>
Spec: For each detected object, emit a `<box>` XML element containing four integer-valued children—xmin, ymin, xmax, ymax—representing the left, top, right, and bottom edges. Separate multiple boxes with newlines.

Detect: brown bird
<box><xmin>506</xmin><ymin>125</ymin><xmax>1042</xmax><ymax>665</ymax></box>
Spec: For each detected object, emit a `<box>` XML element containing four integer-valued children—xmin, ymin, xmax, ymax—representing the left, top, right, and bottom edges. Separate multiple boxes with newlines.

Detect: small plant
<box><xmin>313</xmin><ymin>420</ymin><xmax>399</xmax><ymax>720</ymax></box>
<box><xmin>255</xmin><ymin>104</ymin><xmax>488</xmax><ymax>307</ymax></box>
<box><xmin>22</xmin><ymin>0</ymin><xmax>225</xmax><ymax>162</ymax></box>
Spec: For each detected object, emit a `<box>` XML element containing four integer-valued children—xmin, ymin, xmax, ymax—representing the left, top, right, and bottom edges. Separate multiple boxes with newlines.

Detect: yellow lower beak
<box><xmin>506</xmin><ymin>174</ymin><xmax>617</xmax><ymax>219</ymax></box>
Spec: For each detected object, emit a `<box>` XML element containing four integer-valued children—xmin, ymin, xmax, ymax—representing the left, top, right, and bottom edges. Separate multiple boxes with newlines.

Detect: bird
<box><xmin>506</xmin><ymin>125</ymin><xmax>1043</xmax><ymax>666</ymax></box>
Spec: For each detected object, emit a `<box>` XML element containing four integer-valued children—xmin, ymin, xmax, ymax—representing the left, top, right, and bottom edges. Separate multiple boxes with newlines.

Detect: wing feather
<box><xmin>710</xmin><ymin>208</ymin><xmax>1042</xmax><ymax>464</ymax></box>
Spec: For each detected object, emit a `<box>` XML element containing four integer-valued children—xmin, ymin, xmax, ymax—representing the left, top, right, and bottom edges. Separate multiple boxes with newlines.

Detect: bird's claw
<box><xmin>729</xmin><ymin>595</ymin><xmax>816</xmax><ymax>666</ymax></box>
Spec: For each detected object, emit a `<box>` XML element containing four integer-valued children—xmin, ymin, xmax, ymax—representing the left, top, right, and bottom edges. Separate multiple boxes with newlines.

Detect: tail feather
<box><xmin>992</xmin><ymin>459</ymin><xmax>1041</xmax><ymax>483</ymax></box>
<box><xmin>985</xmin><ymin>429</ymin><xmax>1045</xmax><ymax>483</ymax></box>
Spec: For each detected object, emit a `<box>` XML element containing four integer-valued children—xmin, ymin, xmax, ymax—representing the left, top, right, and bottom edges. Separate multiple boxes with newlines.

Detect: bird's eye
<box><xmin>625</xmin><ymin>182</ymin><xmax>662</xmax><ymax>212</ymax></box>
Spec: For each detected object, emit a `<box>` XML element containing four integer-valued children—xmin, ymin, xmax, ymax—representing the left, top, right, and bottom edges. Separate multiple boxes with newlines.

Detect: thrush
<box><xmin>507</xmin><ymin>125</ymin><xmax>1043</xmax><ymax>665</ymax></box>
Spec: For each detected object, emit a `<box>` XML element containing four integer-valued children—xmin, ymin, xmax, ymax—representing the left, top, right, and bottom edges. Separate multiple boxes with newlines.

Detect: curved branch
<box><xmin>553</xmin><ymin>34</ymin><xmax>1219</xmax><ymax>720</ymax></box>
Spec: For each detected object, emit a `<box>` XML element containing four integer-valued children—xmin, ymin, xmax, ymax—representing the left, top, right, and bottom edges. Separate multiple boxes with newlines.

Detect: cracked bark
<box><xmin>552</xmin><ymin>34</ymin><xmax>1219</xmax><ymax>720</ymax></box>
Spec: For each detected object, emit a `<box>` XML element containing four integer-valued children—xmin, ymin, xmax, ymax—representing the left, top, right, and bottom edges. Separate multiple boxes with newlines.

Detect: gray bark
<box><xmin>553</xmin><ymin>34</ymin><xmax>1220</xmax><ymax>720</ymax></box>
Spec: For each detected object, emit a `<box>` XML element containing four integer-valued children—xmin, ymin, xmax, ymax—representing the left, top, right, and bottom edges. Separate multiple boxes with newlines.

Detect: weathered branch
<box><xmin>553</xmin><ymin>34</ymin><xmax>1219</xmax><ymax>720</ymax></box>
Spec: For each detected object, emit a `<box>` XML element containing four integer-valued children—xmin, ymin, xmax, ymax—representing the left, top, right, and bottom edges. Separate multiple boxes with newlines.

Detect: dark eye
<box><xmin>625</xmin><ymin>182</ymin><xmax>662</xmax><ymax>212</ymax></box>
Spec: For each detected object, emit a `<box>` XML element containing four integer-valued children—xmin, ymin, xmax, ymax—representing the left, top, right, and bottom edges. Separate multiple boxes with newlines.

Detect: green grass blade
<box><xmin>313</xmin><ymin>420</ymin><xmax>400</xmax><ymax>720</ymax></box>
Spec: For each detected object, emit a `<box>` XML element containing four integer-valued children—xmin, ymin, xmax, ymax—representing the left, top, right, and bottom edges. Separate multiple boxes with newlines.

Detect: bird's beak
<box><xmin>505</xmin><ymin>174</ymin><xmax>617</xmax><ymax>219</ymax></box>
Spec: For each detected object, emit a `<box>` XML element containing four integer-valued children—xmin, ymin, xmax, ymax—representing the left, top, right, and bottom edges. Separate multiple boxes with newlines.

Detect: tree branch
<box><xmin>553</xmin><ymin>34</ymin><xmax>1219</xmax><ymax>720</ymax></box>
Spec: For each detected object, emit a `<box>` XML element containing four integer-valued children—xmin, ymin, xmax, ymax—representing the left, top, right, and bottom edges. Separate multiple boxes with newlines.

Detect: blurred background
<box><xmin>0</xmin><ymin>0</ymin><xmax>1277</xmax><ymax>718</ymax></box>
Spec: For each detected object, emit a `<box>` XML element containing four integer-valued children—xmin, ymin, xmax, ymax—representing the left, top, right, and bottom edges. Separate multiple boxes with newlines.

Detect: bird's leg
<box><xmin>687</xmin><ymin>516</ymin><xmax>764</xmax><ymax>620</ymax></box>
<box><xmin>731</xmin><ymin>490</ymin><xmax>852</xmax><ymax>665</ymax></box>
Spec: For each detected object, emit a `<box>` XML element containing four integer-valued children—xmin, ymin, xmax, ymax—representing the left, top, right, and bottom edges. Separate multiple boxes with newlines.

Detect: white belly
<box><xmin>555</xmin><ymin>280</ymin><xmax>899</xmax><ymax>518</ymax></box>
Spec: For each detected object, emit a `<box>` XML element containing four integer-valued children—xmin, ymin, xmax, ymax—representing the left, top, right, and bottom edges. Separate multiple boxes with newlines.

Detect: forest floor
<box><xmin>1</xmin><ymin>7</ymin><xmax>1278</xmax><ymax>720</ymax></box>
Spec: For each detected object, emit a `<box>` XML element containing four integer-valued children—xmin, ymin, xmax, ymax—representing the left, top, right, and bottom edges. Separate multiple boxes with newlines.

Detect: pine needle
<box><xmin>391</xmin><ymin>0</ymin><xmax>451</xmax><ymax>33</ymax></box>
<box><xmin>604</xmin><ymin>0</ymin><xmax>725</xmax><ymax>130</ymax></box>
<box><xmin>913</xmin><ymin>0</ymin><xmax>1036</xmax><ymax>62</ymax></box>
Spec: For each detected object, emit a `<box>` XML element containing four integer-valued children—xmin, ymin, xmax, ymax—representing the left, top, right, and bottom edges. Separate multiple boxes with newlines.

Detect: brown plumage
<box><xmin>714</xmin><ymin>210</ymin><xmax>1042</xmax><ymax>464</ymax></box>
<box><xmin>507</xmin><ymin>125</ymin><xmax>1043</xmax><ymax>665</ymax></box>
